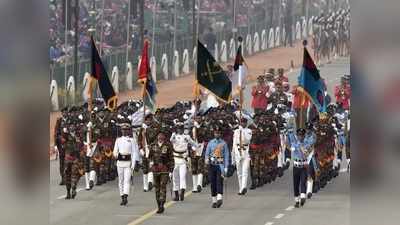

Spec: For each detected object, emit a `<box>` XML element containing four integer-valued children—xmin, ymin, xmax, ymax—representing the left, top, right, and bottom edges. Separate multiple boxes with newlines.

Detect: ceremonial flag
<box><xmin>197</xmin><ymin>40</ymin><xmax>232</xmax><ymax>102</ymax></box>
<box><xmin>298</xmin><ymin>47</ymin><xmax>327</xmax><ymax>112</ymax></box>
<box><xmin>90</xmin><ymin>36</ymin><xmax>117</xmax><ymax>111</ymax></box>
<box><xmin>231</xmin><ymin>44</ymin><xmax>248</xmax><ymax>96</ymax></box>
<box><xmin>137</xmin><ymin>39</ymin><xmax>157</xmax><ymax>112</ymax></box>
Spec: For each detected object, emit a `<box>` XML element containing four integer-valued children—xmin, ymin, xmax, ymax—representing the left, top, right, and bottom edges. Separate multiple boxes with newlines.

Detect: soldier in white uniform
<box><xmin>113</xmin><ymin>123</ymin><xmax>140</xmax><ymax>206</ymax></box>
<box><xmin>84</xmin><ymin>113</ymin><xmax>99</xmax><ymax>191</ymax></box>
<box><xmin>170</xmin><ymin>122</ymin><xmax>196</xmax><ymax>201</ymax></box>
<box><xmin>232</xmin><ymin>118</ymin><xmax>252</xmax><ymax>195</ymax></box>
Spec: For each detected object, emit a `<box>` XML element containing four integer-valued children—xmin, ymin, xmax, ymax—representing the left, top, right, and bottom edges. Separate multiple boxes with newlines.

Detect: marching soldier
<box><xmin>148</xmin><ymin>132</ymin><xmax>174</xmax><ymax>214</ymax></box>
<box><xmin>63</xmin><ymin>123</ymin><xmax>81</xmax><ymax>199</ymax></box>
<box><xmin>170</xmin><ymin>122</ymin><xmax>196</xmax><ymax>201</ymax></box>
<box><xmin>191</xmin><ymin>117</ymin><xmax>206</xmax><ymax>193</ymax></box>
<box><xmin>304</xmin><ymin>122</ymin><xmax>318</xmax><ymax>199</ymax></box>
<box><xmin>55</xmin><ymin>107</ymin><xmax>68</xmax><ymax>185</ymax></box>
<box><xmin>249</xmin><ymin>115</ymin><xmax>264</xmax><ymax>189</ymax></box>
<box><xmin>138</xmin><ymin>114</ymin><xmax>158</xmax><ymax>192</ymax></box>
<box><xmin>113</xmin><ymin>123</ymin><xmax>140</xmax><ymax>206</ymax></box>
<box><xmin>205</xmin><ymin>126</ymin><xmax>230</xmax><ymax>208</ymax></box>
<box><xmin>84</xmin><ymin>111</ymin><xmax>101</xmax><ymax>190</ymax></box>
<box><xmin>288</xmin><ymin>128</ymin><xmax>310</xmax><ymax>208</ymax></box>
<box><xmin>232</xmin><ymin>118</ymin><xmax>252</xmax><ymax>195</ymax></box>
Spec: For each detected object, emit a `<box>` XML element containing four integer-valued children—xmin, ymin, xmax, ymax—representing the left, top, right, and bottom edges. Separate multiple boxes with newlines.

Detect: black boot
<box><xmin>300</xmin><ymin>198</ymin><xmax>306</xmax><ymax>206</ymax></box>
<box><xmin>157</xmin><ymin>201</ymin><xmax>165</xmax><ymax>214</ymax></box>
<box><xmin>180</xmin><ymin>189</ymin><xmax>185</xmax><ymax>201</ymax></box>
<box><xmin>242</xmin><ymin>188</ymin><xmax>247</xmax><ymax>195</ymax></box>
<box><xmin>197</xmin><ymin>185</ymin><xmax>202</xmax><ymax>193</ymax></box>
<box><xmin>65</xmin><ymin>185</ymin><xmax>71</xmax><ymax>200</ymax></box>
<box><xmin>173</xmin><ymin>191</ymin><xmax>179</xmax><ymax>201</ymax></box>
<box><xmin>89</xmin><ymin>180</ymin><xmax>94</xmax><ymax>190</ymax></box>
<box><xmin>120</xmin><ymin>196</ymin><xmax>125</xmax><ymax>206</ymax></box>
<box><xmin>148</xmin><ymin>182</ymin><xmax>153</xmax><ymax>191</ymax></box>
<box><xmin>216</xmin><ymin>199</ymin><xmax>223</xmax><ymax>208</ymax></box>
<box><xmin>71</xmin><ymin>187</ymin><xmax>77</xmax><ymax>199</ymax></box>
<box><xmin>294</xmin><ymin>201</ymin><xmax>300</xmax><ymax>208</ymax></box>
<box><xmin>307</xmin><ymin>192</ymin><xmax>312</xmax><ymax>199</ymax></box>
<box><xmin>123</xmin><ymin>194</ymin><xmax>128</xmax><ymax>206</ymax></box>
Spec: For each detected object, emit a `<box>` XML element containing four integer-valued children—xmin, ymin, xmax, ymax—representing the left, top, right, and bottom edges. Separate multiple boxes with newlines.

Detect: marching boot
<box><xmin>212</xmin><ymin>197</ymin><xmax>217</xmax><ymax>208</ymax></box>
<box><xmin>241</xmin><ymin>188</ymin><xmax>247</xmax><ymax>195</ymax></box>
<box><xmin>120</xmin><ymin>196</ymin><xmax>125</xmax><ymax>206</ymax></box>
<box><xmin>173</xmin><ymin>191</ymin><xmax>179</xmax><ymax>201</ymax></box>
<box><xmin>197</xmin><ymin>185</ymin><xmax>202</xmax><ymax>193</ymax></box>
<box><xmin>216</xmin><ymin>194</ymin><xmax>223</xmax><ymax>208</ymax></box>
<box><xmin>65</xmin><ymin>185</ymin><xmax>71</xmax><ymax>200</ymax></box>
<box><xmin>148</xmin><ymin>182</ymin><xmax>153</xmax><ymax>191</ymax></box>
<box><xmin>156</xmin><ymin>200</ymin><xmax>162</xmax><ymax>213</ymax></box>
<box><xmin>180</xmin><ymin>189</ymin><xmax>185</xmax><ymax>201</ymax></box>
<box><xmin>123</xmin><ymin>194</ymin><xmax>128</xmax><ymax>206</ymax></box>
<box><xmin>294</xmin><ymin>201</ymin><xmax>300</xmax><ymax>208</ymax></box>
<box><xmin>71</xmin><ymin>186</ymin><xmax>77</xmax><ymax>199</ymax></box>
<box><xmin>300</xmin><ymin>198</ymin><xmax>306</xmax><ymax>206</ymax></box>
<box><xmin>159</xmin><ymin>201</ymin><xmax>165</xmax><ymax>213</ymax></box>
<box><xmin>89</xmin><ymin>180</ymin><xmax>94</xmax><ymax>190</ymax></box>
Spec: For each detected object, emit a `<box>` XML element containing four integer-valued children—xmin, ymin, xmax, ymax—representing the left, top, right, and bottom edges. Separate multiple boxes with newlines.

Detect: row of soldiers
<box><xmin>54</xmin><ymin>84</ymin><xmax>349</xmax><ymax>211</ymax></box>
<box><xmin>312</xmin><ymin>8</ymin><xmax>350</xmax><ymax>65</ymax></box>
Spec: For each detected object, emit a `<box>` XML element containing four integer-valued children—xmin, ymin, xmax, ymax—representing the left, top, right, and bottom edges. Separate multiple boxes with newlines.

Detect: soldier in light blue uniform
<box><xmin>288</xmin><ymin>128</ymin><xmax>311</xmax><ymax>208</ymax></box>
<box><xmin>205</xmin><ymin>126</ymin><xmax>230</xmax><ymax>208</ymax></box>
<box><xmin>304</xmin><ymin>123</ymin><xmax>318</xmax><ymax>198</ymax></box>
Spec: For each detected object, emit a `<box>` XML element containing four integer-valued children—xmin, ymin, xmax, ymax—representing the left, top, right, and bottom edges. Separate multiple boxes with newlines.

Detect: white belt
<box><xmin>293</xmin><ymin>161</ymin><xmax>307</xmax><ymax>167</ymax></box>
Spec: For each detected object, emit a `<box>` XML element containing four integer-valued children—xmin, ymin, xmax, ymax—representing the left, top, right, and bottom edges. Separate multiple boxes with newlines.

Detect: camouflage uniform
<box><xmin>148</xmin><ymin>139</ymin><xmax>174</xmax><ymax>213</ymax></box>
<box><xmin>62</xmin><ymin>128</ymin><xmax>81</xmax><ymax>199</ymax></box>
<box><xmin>54</xmin><ymin>114</ymin><xmax>67</xmax><ymax>185</ymax></box>
<box><xmin>190</xmin><ymin>124</ymin><xmax>207</xmax><ymax>193</ymax></box>
<box><xmin>249</xmin><ymin>119</ymin><xmax>264</xmax><ymax>189</ymax></box>
<box><xmin>138</xmin><ymin>119</ymin><xmax>160</xmax><ymax>191</ymax></box>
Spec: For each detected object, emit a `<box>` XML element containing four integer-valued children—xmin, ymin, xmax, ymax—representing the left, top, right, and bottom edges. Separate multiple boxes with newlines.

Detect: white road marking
<box><xmin>265</xmin><ymin>222</ymin><xmax>274</xmax><ymax>225</ymax></box>
<box><xmin>274</xmin><ymin>213</ymin><xmax>285</xmax><ymax>219</ymax></box>
<box><xmin>285</xmin><ymin>206</ymin><xmax>295</xmax><ymax>211</ymax></box>
<box><xmin>56</xmin><ymin>188</ymin><xmax>84</xmax><ymax>200</ymax></box>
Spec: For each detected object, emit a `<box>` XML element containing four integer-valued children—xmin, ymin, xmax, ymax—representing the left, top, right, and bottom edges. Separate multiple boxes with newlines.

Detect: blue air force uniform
<box><xmin>288</xmin><ymin>128</ymin><xmax>310</xmax><ymax>207</ymax></box>
<box><xmin>205</xmin><ymin>137</ymin><xmax>230</xmax><ymax>208</ymax></box>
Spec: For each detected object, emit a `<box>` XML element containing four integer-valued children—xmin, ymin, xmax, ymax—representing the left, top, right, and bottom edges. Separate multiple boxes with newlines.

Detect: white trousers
<box><xmin>85</xmin><ymin>170</ymin><xmax>97</xmax><ymax>189</ymax></box>
<box><xmin>143</xmin><ymin>172</ymin><xmax>154</xmax><ymax>190</ymax></box>
<box><xmin>307</xmin><ymin>179</ymin><xmax>314</xmax><ymax>194</ymax></box>
<box><xmin>173</xmin><ymin>164</ymin><xmax>187</xmax><ymax>191</ymax></box>
<box><xmin>117</xmin><ymin>167</ymin><xmax>131</xmax><ymax>196</ymax></box>
<box><xmin>235</xmin><ymin>158</ymin><xmax>250</xmax><ymax>192</ymax></box>
<box><xmin>192</xmin><ymin>174</ymin><xmax>204</xmax><ymax>191</ymax></box>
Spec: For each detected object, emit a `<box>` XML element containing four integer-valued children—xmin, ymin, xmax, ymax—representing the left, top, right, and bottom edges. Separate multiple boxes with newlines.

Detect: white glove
<box><xmin>140</xmin><ymin>149</ymin><xmax>145</xmax><ymax>156</ymax></box>
<box><xmin>224</xmin><ymin>168</ymin><xmax>228</xmax><ymax>176</ymax></box>
<box><xmin>205</xmin><ymin>158</ymin><xmax>210</xmax><ymax>165</ymax></box>
<box><xmin>87</xmin><ymin>121</ymin><xmax>93</xmax><ymax>128</ymax></box>
<box><xmin>149</xmin><ymin>161</ymin><xmax>154</xmax><ymax>167</ymax></box>
<box><xmin>142</xmin><ymin>123</ymin><xmax>148</xmax><ymax>129</ymax></box>
<box><xmin>169</xmin><ymin>173</ymin><xmax>173</xmax><ymax>180</ymax></box>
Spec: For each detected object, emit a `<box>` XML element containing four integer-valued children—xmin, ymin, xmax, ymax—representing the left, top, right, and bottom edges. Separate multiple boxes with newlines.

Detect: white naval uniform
<box><xmin>231</xmin><ymin>127</ymin><xmax>252</xmax><ymax>193</ymax></box>
<box><xmin>113</xmin><ymin>135</ymin><xmax>140</xmax><ymax>196</ymax></box>
<box><xmin>170</xmin><ymin>133</ymin><xmax>195</xmax><ymax>191</ymax></box>
<box><xmin>84</xmin><ymin>124</ymin><xmax>98</xmax><ymax>189</ymax></box>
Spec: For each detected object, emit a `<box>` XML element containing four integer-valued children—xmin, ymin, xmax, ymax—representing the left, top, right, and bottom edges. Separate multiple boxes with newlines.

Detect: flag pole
<box><xmin>299</xmin><ymin>39</ymin><xmax>308</xmax><ymax>128</ymax></box>
<box><xmin>193</xmin><ymin>0</ymin><xmax>200</xmax><ymax>142</ymax></box>
<box><xmin>238</xmin><ymin>37</ymin><xmax>243</xmax><ymax>157</ymax></box>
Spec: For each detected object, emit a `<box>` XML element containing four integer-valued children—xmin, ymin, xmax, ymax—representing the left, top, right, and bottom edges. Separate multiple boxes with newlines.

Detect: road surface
<box><xmin>50</xmin><ymin>57</ymin><xmax>350</xmax><ymax>225</ymax></box>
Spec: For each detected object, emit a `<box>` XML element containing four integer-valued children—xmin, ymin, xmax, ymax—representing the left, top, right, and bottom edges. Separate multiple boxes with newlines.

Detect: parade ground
<box><xmin>50</xmin><ymin>57</ymin><xmax>350</xmax><ymax>225</ymax></box>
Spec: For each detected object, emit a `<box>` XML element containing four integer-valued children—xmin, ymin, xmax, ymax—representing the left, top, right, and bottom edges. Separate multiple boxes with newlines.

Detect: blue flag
<box><xmin>298</xmin><ymin>47</ymin><xmax>327</xmax><ymax>112</ymax></box>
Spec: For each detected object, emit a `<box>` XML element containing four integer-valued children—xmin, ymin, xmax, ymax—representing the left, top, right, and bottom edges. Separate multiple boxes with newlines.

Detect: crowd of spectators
<box><xmin>49</xmin><ymin>0</ymin><xmax>272</xmax><ymax>64</ymax></box>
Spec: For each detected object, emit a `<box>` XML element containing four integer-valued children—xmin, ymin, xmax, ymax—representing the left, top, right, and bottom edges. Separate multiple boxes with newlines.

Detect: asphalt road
<box><xmin>50</xmin><ymin>57</ymin><xmax>350</xmax><ymax>225</ymax></box>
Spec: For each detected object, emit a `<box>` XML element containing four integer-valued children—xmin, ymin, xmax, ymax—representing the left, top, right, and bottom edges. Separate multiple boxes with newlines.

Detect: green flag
<box><xmin>196</xmin><ymin>40</ymin><xmax>232</xmax><ymax>102</ymax></box>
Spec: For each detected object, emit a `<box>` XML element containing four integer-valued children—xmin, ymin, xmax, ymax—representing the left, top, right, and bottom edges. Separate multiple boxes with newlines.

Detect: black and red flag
<box><xmin>90</xmin><ymin>36</ymin><xmax>117</xmax><ymax>111</ymax></box>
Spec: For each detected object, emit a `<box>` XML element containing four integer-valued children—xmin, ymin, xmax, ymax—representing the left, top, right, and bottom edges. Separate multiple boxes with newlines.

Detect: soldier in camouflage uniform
<box><xmin>138</xmin><ymin>114</ymin><xmax>159</xmax><ymax>192</ymax></box>
<box><xmin>249</xmin><ymin>115</ymin><xmax>264</xmax><ymax>189</ymax></box>
<box><xmin>55</xmin><ymin>107</ymin><xmax>69</xmax><ymax>185</ymax></box>
<box><xmin>148</xmin><ymin>132</ymin><xmax>174</xmax><ymax>214</ymax></box>
<box><xmin>191</xmin><ymin>116</ymin><xmax>207</xmax><ymax>193</ymax></box>
<box><xmin>62</xmin><ymin>123</ymin><xmax>82</xmax><ymax>199</ymax></box>
<box><xmin>98</xmin><ymin>109</ymin><xmax>117</xmax><ymax>182</ymax></box>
